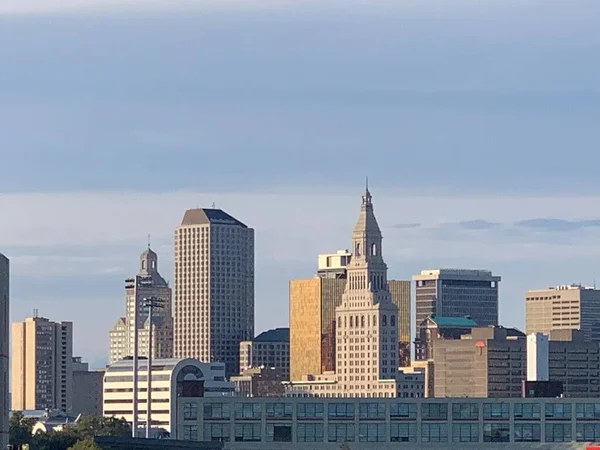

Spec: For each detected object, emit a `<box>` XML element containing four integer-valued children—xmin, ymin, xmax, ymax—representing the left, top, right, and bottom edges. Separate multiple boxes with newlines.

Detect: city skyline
<box><xmin>3</xmin><ymin>0</ymin><xmax>600</xmax><ymax>370</ymax></box>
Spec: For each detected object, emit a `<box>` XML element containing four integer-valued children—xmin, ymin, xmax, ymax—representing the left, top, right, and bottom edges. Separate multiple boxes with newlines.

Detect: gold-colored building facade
<box><xmin>290</xmin><ymin>278</ymin><xmax>411</xmax><ymax>381</ymax></box>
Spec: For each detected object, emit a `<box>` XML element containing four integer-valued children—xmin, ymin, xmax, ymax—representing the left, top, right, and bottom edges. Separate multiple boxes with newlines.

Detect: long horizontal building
<box><xmin>103</xmin><ymin>358</ymin><xmax>233</xmax><ymax>435</ymax></box>
<box><xmin>175</xmin><ymin>396</ymin><xmax>600</xmax><ymax>448</ymax></box>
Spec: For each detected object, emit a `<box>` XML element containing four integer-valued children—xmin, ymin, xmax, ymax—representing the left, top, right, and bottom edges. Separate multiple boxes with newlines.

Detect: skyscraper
<box><xmin>11</xmin><ymin>316</ymin><xmax>73</xmax><ymax>412</ymax></box>
<box><xmin>109</xmin><ymin>247</ymin><xmax>173</xmax><ymax>364</ymax></box>
<box><xmin>413</xmin><ymin>268</ymin><xmax>501</xmax><ymax>355</ymax></box>
<box><xmin>0</xmin><ymin>254</ymin><xmax>9</xmax><ymax>449</ymax></box>
<box><xmin>174</xmin><ymin>208</ymin><xmax>254</xmax><ymax>377</ymax></box>
<box><xmin>287</xmin><ymin>186</ymin><xmax>416</xmax><ymax>398</ymax></box>
<box><xmin>525</xmin><ymin>284</ymin><xmax>600</xmax><ymax>342</ymax></box>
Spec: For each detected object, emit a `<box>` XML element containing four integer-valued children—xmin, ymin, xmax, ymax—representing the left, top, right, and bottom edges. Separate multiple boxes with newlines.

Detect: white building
<box><xmin>527</xmin><ymin>333</ymin><xmax>549</xmax><ymax>382</ymax></box>
<box><xmin>103</xmin><ymin>358</ymin><xmax>233</xmax><ymax>435</ymax></box>
<box><xmin>286</xmin><ymin>186</ymin><xmax>420</xmax><ymax>398</ymax></box>
<box><xmin>0</xmin><ymin>254</ymin><xmax>9</xmax><ymax>449</ymax></box>
<box><xmin>174</xmin><ymin>208</ymin><xmax>254</xmax><ymax>378</ymax></box>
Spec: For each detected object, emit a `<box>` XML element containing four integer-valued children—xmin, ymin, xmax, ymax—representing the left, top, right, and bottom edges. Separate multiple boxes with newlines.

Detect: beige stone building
<box><xmin>109</xmin><ymin>247</ymin><xmax>173</xmax><ymax>364</ymax></box>
<box><xmin>11</xmin><ymin>316</ymin><xmax>73</xmax><ymax>412</ymax></box>
<box><xmin>526</xmin><ymin>284</ymin><xmax>600</xmax><ymax>342</ymax></box>
<box><xmin>290</xmin><ymin>257</ymin><xmax>411</xmax><ymax>381</ymax></box>
<box><xmin>173</xmin><ymin>208</ymin><xmax>254</xmax><ymax>377</ymax></box>
<box><xmin>287</xmin><ymin>187</ymin><xmax>418</xmax><ymax>398</ymax></box>
<box><xmin>239</xmin><ymin>328</ymin><xmax>290</xmax><ymax>379</ymax></box>
<box><xmin>0</xmin><ymin>254</ymin><xmax>9</xmax><ymax>449</ymax></box>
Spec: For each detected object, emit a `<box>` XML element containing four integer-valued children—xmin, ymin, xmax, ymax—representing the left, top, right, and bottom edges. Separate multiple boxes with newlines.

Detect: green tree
<box><xmin>30</xmin><ymin>429</ymin><xmax>79</xmax><ymax>450</ymax></box>
<box><xmin>74</xmin><ymin>416</ymin><xmax>130</xmax><ymax>440</ymax></box>
<box><xmin>68</xmin><ymin>438</ymin><xmax>101</xmax><ymax>450</ymax></box>
<box><xmin>9</xmin><ymin>411</ymin><xmax>36</xmax><ymax>447</ymax></box>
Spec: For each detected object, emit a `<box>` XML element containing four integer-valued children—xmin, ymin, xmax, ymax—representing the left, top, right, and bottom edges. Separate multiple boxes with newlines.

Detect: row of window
<box><xmin>185</xmin><ymin>422</ymin><xmax>594</xmax><ymax>443</ymax></box>
<box><xmin>194</xmin><ymin>402</ymin><xmax>598</xmax><ymax>421</ymax></box>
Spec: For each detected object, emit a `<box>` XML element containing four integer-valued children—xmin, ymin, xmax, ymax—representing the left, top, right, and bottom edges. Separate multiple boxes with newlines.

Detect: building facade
<box><xmin>415</xmin><ymin>316</ymin><xmax>478</xmax><ymax>361</ymax></box>
<box><xmin>231</xmin><ymin>367</ymin><xmax>287</xmax><ymax>397</ymax></box>
<box><xmin>11</xmin><ymin>316</ymin><xmax>74</xmax><ymax>412</ymax></box>
<box><xmin>174</xmin><ymin>208</ymin><xmax>254</xmax><ymax>378</ymax></box>
<box><xmin>109</xmin><ymin>248</ymin><xmax>173</xmax><ymax>364</ymax></box>
<box><xmin>72</xmin><ymin>357</ymin><xmax>104</xmax><ymax>417</ymax></box>
<box><xmin>103</xmin><ymin>358</ymin><xmax>233</xmax><ymax>434</ymax></box>
<box><xmin>175</xmin><ymin>396</ymin><xmax>600</xmax><ymax>448</ymax></box>
<box><xmin>526</xmin><ymin>285</ymin><xmax>600</xmax><ymax>342</ymax></box>
<box><xmin>0</xmin><ymin>254</ymin><xmax>8</xmax><ymax>450</ymax></box>
<box><xmin>287</xmin><ymin>187</ymin><xmax>417</xmax><ymax>398</ymax></box>
<box><xmin>239</xmin><ymin>328</ymin><xmax>289</xmax><ymax>379</ymax></box>
<box><xmin>290</xmin><ymin>259</ymin><xmax>411</xmax><ymax>380</ymax></box>
<box><xmin>413</xmin><ymin>269</ymin><xmax>501</xmax><ymax>342</ymax></box>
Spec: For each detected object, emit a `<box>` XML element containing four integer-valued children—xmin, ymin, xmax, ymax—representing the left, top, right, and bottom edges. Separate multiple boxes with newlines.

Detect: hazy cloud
<box><xmin>456</xmin><ymin>220</ymin><xmax>501</xmax><ymax>230</ymax></box>
<box><xmin>515</xmin><ymin>218</ymin><xmax>600</xmax><ymax>232</ymax></box>
<box><xmin>392</xmin><ymin>223</ymin><xmax>421</xmax><ymax>229</ymax></box>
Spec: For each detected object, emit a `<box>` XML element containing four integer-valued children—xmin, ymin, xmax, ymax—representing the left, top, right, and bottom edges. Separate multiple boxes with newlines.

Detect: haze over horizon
<box><xmin>2</xmin><ymin>0</ymin><xmax>600</xmax><ymax>368</ymax></box>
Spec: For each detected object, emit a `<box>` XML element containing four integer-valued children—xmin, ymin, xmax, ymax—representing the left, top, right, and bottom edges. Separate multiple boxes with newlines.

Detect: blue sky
<box><xmin>2</xmin><ymin>0</ymin><xmax>600</xmax><ymax>368</ymax></box>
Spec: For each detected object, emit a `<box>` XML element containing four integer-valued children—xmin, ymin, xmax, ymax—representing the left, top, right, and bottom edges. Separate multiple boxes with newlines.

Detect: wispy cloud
<box><xmin>392</xmin><ymin>223</ymin><xmax>421</xmax><ymax>229</ymax></box>
<box><xmin>515</xmin><ymin>218</ymin><xmax>600</xmax><ymax>232</ymax></box>
<box><xmin>456</xmin><ymin>219</ymin><xmax>501</xmax><ymax>230</ymax></box>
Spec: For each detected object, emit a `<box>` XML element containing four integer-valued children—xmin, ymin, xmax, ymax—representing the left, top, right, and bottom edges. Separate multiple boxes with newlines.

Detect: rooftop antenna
<box><xmin>33</xmin><ymin>308</ymin><xmax>38</xmax><ymax>318</ymax></box>
<box><xmin>366</xmin><ymin>176</ymin><xmax>369</xmax><ymax>192</ymax></box>
<box><xmin>212</xmin><ymin>202</ymin><xmax>216</xmax><ymax>208</ymax></box>
<box><xmin>147</xmin><ymin>234</ymin><xmax>151</xmax><ymax>250</ymax></box>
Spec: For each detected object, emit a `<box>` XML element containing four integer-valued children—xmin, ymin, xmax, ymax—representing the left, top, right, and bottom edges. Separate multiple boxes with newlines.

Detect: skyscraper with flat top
<box><xmin>174</xmin><ymin>208</ymin><xmax>254</xmax><ymax>377</ymax></box>
<box><xmin>11</xmin><ymin>316</ymin><xmax>73</xmax><ymax>412</ymax></box>
<box><xmin>0</xmin><ymin>254</ymin><xmax>9</xmax><ymax>449</ymax></box>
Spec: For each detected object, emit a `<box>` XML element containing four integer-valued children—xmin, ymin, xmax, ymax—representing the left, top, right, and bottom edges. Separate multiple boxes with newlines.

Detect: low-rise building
<box><xmin>231</xmin><ymin>367</ymin><xmax>287</xmax><ymax>397</ymax></box>
<box><xmin>414</xmin><ymin>315</ymin><xmax>478</xmax><ymax>361</ymax></box>
<box><xmin>239</xmin><ymin>328</ymin><xmax>289</xmax><ymax>379</ymax></box>
<box><xmin>174</xmin><ymin>396</ymin><xmax>600</xmax><ymax>448</ymax></box>
<box><xmin>103</xmin><ymin>358</ymin><xmax>233</xmax><ymax>435</ymax></box>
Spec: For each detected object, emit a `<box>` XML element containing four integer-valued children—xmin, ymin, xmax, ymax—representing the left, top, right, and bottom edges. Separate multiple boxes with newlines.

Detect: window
<box><xmin>382</xmin><ymin>315</ymin><xmax>387</xmax><ymax>326</ymax></box>
<box><xmin>297</xmin><ymin>423</ymin><xmax>324</xmax><ymax>442</ymax></box>
<box><xmin>514</xmin><ymin>403</ymin><xmax>540</xmax><ymax>420</ymax></box>
<box><xmin>297</xmin><ymin>403</ymin><xmax>324</xmax><ymax>419</ymax></box>
<box><xmin>483</xmin><ymin>423</ymin><xmax>510</xmax><ymax>442</ymax></box>
<box><xmin>577</xmin><ymin>423</ymin><xmax>600</xmax><ymax>441</ymax></box>
<box><xmin>452</xmin><ymin>403</ymin><xmax>478</xmax><ymax>420</ymax></box>
<box><xmin>266</xmin><ymin>403</ymin><xmax>292</xmax><ymax>419</ymax></box>
<box><xmin>371</xmin><ymin>243</ymin><xmax>377</xmax><ymax>256</ymax></box>
<box><xmin>390</xmin><ymin>423</ymin><xmax>416</xmax><ymax>442</ymax></box>
<box><xmin>545</xmin><ymin>423</ymin><xmax>572</xmax><ymax>442</ymax></box>
<box><xmin>390</xmin><ymin>315</ymin><xmax>395</xmax><ymax>326</ymax></box>
<box><xmin>421</xmin><ymin>403</ymin><xmax>448</xmax><ymax>420</ymax></box>
<box><xmin>359</xmin><ymin>423</ymin><xmax>386</xmax><ymax>442</ymax></box>
<box><xmin>514</xmin><ymin>423</ymin><xmax>540</xmax><ymax>442</ymax></box>
<box><xmin>421</xmin><ymin>423</ymin><xmax>448</xmax><ymax>442</ymax></box>
<box><xmin>452</xmin><ymin>423</ymin><xmax>478</xmax><ymax>442</ymax></box>
<box><xmin>266</xmin><ymin>423</ymin><xmax>292</xmax><ymax>442</ymax></box>
<box><xmin>576</xmin><ymin>403</ymin><xmax>600</xmax><ymax>419</ymax></box>
<box><xmin>235</xmin><ymin>403</ymin><xmax>261</xmax><ymax>419</ymax></box>
<box><xmin>182</xmin><ymin>425</ymin><xmax>198</xmax><ymax>441</ymax></box>
<box><xmin>204</xmin><ymin>403</ymin><xmax>230</xmax><ymax>419</ymax></box>
<box><xmin>356</xmin><ymin>243</ymin><xmax>361</xmax><ymax>256</ymax></box>
<box><xmin>390</xmin><ymin>403</ymin><xmax>417</xmax><ymax>419</ymax></box>
<box><xmin>359</xmin><ymin>403</ymin><xmax>386</xmax><ymax>419</ymax></box>
<box><xmin>234</xmin><ymin>423</ymin><xmax>261</xmax><ymax>442</ymax></box>
<box><xmin>483</xmin><ymin>403</ymin><xmax>509</xmax><ymax>419</ymax></box>
<box><xmin>328</xmin><ymin>403</ymin><xmax>355</xmax><ymax>419</ymax></box>
<box><xmin>545</xmin><ymin>403</ymin><xmax>572</xmax><ymax>419</ymax></box>
<box><xmin>183</xmin><ymin>402</ymin><xmax>198</xmax><ymax>420</ymax></box>
<box><xmin>328</xmin><ymin>423</ymin><xmax>355</xmax><ymax>442</ymax></box>
<box><xmin>203</xmin><ymin>423</ymin><xmax>229</xmax><ymax>442</ymax></box>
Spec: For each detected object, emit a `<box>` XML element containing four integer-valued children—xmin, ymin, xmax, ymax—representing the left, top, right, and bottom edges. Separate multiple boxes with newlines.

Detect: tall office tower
<box><xmin>0</xmin><ymin>254</ymin><xmax>9</xmax><ymax>450</ymax></box>
<box><xmin>287</xmin><ymin>187</ymin><xmax>418</xmax><ymax>398</ymax></box>
<box><xmin>413</xmin><ymin>269</ymin><xmax>501</xmax><ymax>355</ymax></box>
<box><xmin>109</xmin><ymin>247</ymin><xmax>173</xmax><ymax>364</ymax></box>
<box><xmin>526</xmin><ymin>284</ymin><xmax>600</xmax><ymax>342</ymax></box>
<box><xmin>290</xmin><ymin>253</ymin><xmax>411</xmax><ymax>380</ymax></box>
<box><xmin>174</xmin><ymin>208</ymin><xmax>254</xmax><ymax>377</ymax></box>
<box><xmin>11</xmin><ymin>316</ymin><xmax>73</xmax><ymax>412</ymax></box>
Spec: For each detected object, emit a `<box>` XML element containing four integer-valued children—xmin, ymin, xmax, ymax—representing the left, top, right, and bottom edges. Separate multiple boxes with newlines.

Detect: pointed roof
<box><xmin>352</xmin><ymin>183</ymin><xmax>381</xmax><ymax>236</ymax></box>
<box><xmin>181</xmin><ymin>208</ymin><xmax>247</xmax><ymax>228</ymax></box>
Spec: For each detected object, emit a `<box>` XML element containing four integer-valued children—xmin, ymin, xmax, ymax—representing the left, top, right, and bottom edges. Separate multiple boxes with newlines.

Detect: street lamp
<box><xmin>142</xmin><ymin>296</ymin><xmax>164</xmax><ymax>439</ymax></box>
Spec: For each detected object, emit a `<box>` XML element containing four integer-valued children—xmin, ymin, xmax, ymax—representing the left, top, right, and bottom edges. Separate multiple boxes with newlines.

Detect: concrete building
<box><xmin>109</xmin><ymin>247</ymin><xmax>173</xmax><ymax>364</ymax></box>
<box><xmin>11</xmin><ymin>316</ymin><xmax>74</xmax><ymax>412</ymax></box>
<box><xmin>174</xmin><ymin>208</ymin><xmax>254</xmax><ymax>378</ymax></box>
<box><xmin>239</xmin><ymin>328</ymin><xmax>290</xmax><ymax>379</ymax></box>
<box><xmin>413</xmin><ymin>269</ymin><xmax>501</xmax><ymax>345</ymax></box>
<box><xmin>290</xmin><ymin>255</ymin><xmax>411</xmax><ymax>381</ymax></box>
<box><xmin>528</xmin><ymin>333</ymin><xmax>550</xmax><ymax>382</ymax></box>
<box><xmin>231</xmin><ymin>367</ymin><xmax>287</xmax><ymax>397</ymax></box>
<box><xmin>526</xmin><ymin>284</ymin><xmax>600</xmax><ymax>342</ymax></box>
<box><xmin>72</xmin><ymin>357</ymin><xmax>104</xmax><ymax>417</ymax></box>
<box><xmin>175</xmin><ymin>395</ymin><xmax>600</xmax><ymax>448</ymax></box>
<box><xmin>103</xmin><ymin>358</ymin><xmax>233</xmax><ymax>434</ymax></box>
<box><xmin>414</xmin><ymin>315</ymin><xmax>478</xmax><ymax>361</ymax></box>
<box><xmin>286</xmin><ymin>187</ymin><xmax>420</xmax><ymax>398</ymax></box>
<box><xmin>0</xmin><ymin>254</ymin><xmax>8</xmax><ymax>450</ymax></box>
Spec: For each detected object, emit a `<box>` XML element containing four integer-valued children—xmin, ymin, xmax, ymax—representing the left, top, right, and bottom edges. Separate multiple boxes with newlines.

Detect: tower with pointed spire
<box><xmin>108</xmin><ymin>247</ymin><xmax>173</xmax><ymax>364</ymax></box>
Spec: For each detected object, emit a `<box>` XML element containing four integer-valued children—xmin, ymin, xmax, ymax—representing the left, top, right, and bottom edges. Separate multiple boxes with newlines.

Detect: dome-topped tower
<box><xmin>138</xmin><ymin>246</ymin><xmax>167</xmax><ymax>286</ymax></box>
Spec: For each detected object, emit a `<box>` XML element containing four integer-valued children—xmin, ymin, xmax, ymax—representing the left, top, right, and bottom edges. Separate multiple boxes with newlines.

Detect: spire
<box><xmin>362</xmin><ymin>176</ymin><xmax>372</xmax><ymax>206</ymax></box>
